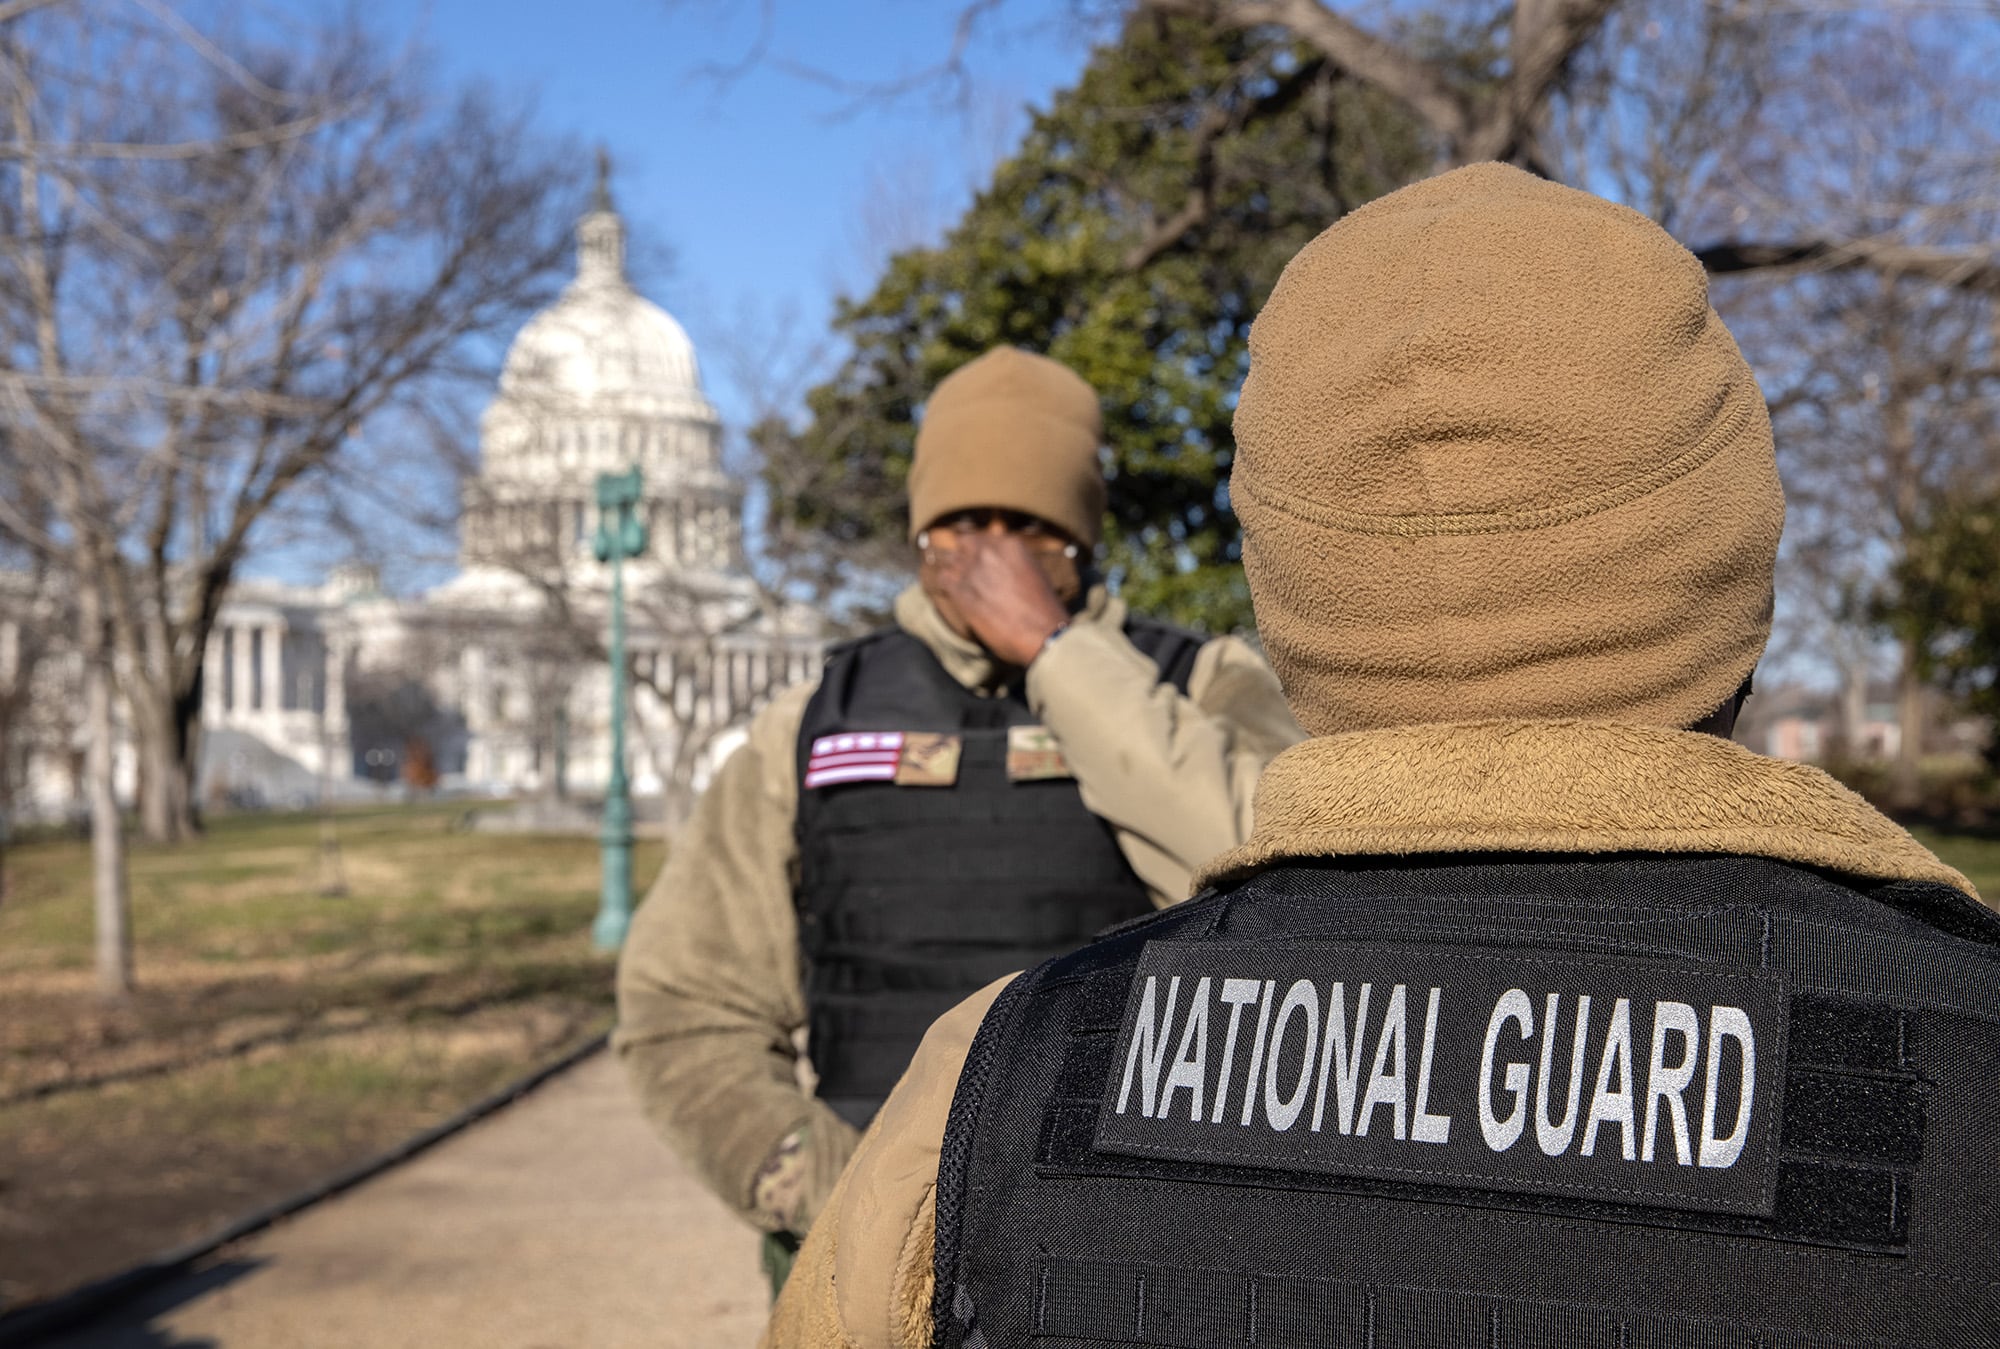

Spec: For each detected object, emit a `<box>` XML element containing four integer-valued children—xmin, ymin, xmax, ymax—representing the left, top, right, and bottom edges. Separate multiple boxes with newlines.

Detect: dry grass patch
<box><xmin>0</xmin><ymin>802</ymin><xmax>662</xmax><ymax>1309</ymax></box>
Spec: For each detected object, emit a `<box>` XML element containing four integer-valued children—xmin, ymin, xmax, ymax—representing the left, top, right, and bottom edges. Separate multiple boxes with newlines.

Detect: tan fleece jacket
<box><xmin>763</xmin><ymin>721</ymin><xmax>1983</xmax><ymax>1349</ymax></box>
<box><xmin>613</xmin><ymin>583</ymin><xmax>1300</xmax><ymax>1237</ymax></box>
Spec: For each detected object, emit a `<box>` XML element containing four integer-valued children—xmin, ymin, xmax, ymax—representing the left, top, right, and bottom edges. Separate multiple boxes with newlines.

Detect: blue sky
<box><xmin>387</xmin><ymin>0</ymin><xmax>1099</xmax><ymax>429</ymax></box>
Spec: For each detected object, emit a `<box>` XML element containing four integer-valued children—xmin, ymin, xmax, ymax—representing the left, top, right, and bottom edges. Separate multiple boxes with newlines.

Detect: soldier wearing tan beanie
<box><xmin>764</xmin><ymin>167</ymin><xmax>2000</xmax><ymax>1349</ymax></box>
<box><xmin>615</xmin><ymin>346</ymin><xmax>1299</xmax><ymax>1295</ymax></box>
<box><xmin>908</xmin><ymin>346</ymin><xmax>1108</xmax><ymax>550</ymax></box>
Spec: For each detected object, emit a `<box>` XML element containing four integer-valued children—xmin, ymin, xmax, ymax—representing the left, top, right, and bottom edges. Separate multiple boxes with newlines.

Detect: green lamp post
<box><xmin>591</xmin><ymin>467</ymin><xmax>647</xmax><ymax>951</ymax></box>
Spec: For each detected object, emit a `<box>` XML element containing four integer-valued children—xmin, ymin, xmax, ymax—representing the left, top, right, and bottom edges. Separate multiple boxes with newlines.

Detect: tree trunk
<box><xmin>0</xmin><ymin>703</ymin><xmax>14</xmax><ymax>903</ymax></box>
<box><xmin>133</xmin><ymin>677</ymin><xmax>202</xmax><ymax>843</ymax></box>
<box><xmin>1893</xmin><ymin>639</ymin><xmax>1925</xmax><ymax>809</ymax></box>
<box><xmin>1832</xmin><ymin>652</ymin><xmax>1868</xmax><ymax>768</ymax></box>
<box><xmin>83</xmin><ymin>595</ymin><xmax>133</xmax><ymax>999</ymax></box>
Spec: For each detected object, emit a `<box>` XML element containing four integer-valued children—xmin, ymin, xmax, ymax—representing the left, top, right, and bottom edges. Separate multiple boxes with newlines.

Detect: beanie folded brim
<box><xmin>908</xmin><ymin>405</ymin><xmax>1107</xmax><ymax>544</ymax></box>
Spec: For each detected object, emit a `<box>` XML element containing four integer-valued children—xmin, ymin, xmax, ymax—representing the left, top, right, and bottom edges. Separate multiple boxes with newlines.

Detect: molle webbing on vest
<box><xmin>795</xmin><ymin>617</ymin><xmax>1202</xmax><ymax>1129</ymax></box>
<box><xmin>932</xmin><ymin>854</ymin><xmax>2000</xmax><ymax>1348</ymax></box>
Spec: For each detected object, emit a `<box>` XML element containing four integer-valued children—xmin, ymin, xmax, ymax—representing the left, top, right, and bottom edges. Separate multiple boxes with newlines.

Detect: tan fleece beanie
<box><xmin>908</xmin><ymin>346</ymin><xmax>1107</xmax><ymax>544</ymax></box>
<box><xmin>1233</xmin><ymin>163</ymin><xmax>1785</xmax><ymax>736</ymax></box>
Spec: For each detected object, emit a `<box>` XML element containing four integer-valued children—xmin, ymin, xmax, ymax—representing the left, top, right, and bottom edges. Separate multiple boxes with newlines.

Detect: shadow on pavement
<box><xmin>23</xmin><ymin>1258</ymin><xmax>265</xmax><ymax>1349</ymax></box>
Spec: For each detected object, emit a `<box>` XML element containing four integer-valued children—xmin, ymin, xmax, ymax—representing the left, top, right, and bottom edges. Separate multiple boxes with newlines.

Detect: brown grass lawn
<box><xmin>0</xmin><ymin>803</ymin><xmax>661</xmax><ymax>1310</ymax></box>
<box><xmin>1911</xmin><ymin>829</ymin><xmax>2000</xmax><ymax>898</ymax></box>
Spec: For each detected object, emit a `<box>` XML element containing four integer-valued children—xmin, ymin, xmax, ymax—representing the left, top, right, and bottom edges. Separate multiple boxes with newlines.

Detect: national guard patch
<box><xmin>1094</xmin><ymin>940</ymin><xmax>1788</xmax><ymax>1217</ymax></box>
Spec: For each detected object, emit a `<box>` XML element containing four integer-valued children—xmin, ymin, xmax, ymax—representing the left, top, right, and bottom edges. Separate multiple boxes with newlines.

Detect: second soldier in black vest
<box><xmin>614</xmin><ymin>346</ymin><xmax>1301</xmax><ymax>1288</ymax></box>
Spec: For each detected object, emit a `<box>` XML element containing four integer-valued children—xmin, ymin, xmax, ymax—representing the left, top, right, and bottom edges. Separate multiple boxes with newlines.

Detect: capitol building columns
<box><xmin>201</xmin><ymin>602</ymin><xmax>354</xmax><ymax>787</ymax></box>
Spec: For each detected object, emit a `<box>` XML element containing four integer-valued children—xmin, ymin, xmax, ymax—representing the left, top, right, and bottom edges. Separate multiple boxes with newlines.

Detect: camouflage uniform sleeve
<box><xmin>614</xmin><ymin>678</ymin><xmax>861</xmax><ymax>1233</ymax></box>
<box><xmin>1025</xmin><ymin>627</ymin><xmax>1303</xmax><ymax>906</ymax></box>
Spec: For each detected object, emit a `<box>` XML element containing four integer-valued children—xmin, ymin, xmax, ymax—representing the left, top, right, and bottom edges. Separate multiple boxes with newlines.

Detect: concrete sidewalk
<box><xmin>43</xmin><ymin>1052</ymin><xmax>769</xmax><ymax>1349</ymax></box>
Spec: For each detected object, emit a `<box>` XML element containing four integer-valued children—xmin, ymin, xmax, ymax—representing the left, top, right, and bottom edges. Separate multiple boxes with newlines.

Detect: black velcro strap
<box><xmin>1768</xmin><ymin>994</ymin><xmax>1927</xmax><ymax>1249</ymax></box>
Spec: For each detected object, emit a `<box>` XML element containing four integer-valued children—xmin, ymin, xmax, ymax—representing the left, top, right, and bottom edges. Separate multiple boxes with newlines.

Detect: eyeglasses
<box><xmin>918</xmin><ymin>509</ymin><xmax>1080</xmax><ymax>558</ymax></box>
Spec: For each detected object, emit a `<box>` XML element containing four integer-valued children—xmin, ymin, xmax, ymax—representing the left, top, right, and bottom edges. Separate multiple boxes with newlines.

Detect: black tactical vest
<box><xmin>933</xmin><ymin>853</ymin><xmax>2000</xmax><ymax>1347</ymax></box>
<box><xmin>794</xmin><ymin>616</ymin><xmax>1204</xmax><ymax>1129</ymax></box>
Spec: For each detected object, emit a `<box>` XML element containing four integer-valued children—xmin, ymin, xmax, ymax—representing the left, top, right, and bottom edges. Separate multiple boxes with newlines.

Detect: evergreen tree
<box><xmin>1879</xmin><ymin>493</ymin><xmax>2000</xmax><ymax>770</ymax></box>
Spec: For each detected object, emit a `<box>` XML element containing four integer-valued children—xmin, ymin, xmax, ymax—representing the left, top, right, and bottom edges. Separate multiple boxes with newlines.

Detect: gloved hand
<box><xmin>751</xmin><ymin>1118</ymin><xmax>861</xmax><ymax>1236</ymax></box>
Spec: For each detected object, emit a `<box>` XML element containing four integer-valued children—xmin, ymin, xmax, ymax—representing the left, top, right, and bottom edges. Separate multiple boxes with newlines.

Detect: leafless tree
<box><xmin>1692</xmin><ymin>22</ymin><xmax>1999</xmax><ymax>787</ymax></box>
<box><xmin>0</xmin><ymin>3</ymin><xmax>584</xmax><ymax>848</ymax></box>
<box><xmin>0</xmin><ymin>531</ymin><xmax>64</xmax><ymax>899</ymax></box>
<box><xmin>712</xmin><ymin>300</ymin><xmax>911</xmax><ymax>624</ymax></box>
<box><xmin>688</xmin><ymin>0</ymin><xmax>1622</xmax><ymax>255</ymax></box>
<box><xmin>0</xmin><ymin>2</ymin><xmax>583</xmax><ymax>994</ymax></box>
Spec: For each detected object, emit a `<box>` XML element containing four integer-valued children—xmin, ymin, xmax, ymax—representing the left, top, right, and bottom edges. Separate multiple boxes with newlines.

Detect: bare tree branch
<box><xmin>1697</xmin><ymin>239</ymin><xmax>2000</xmax><ymax>290</ymax></box>
<box><xmin>1120</xmin><ymin>52</ymin><xmax>1326</xmax><ymax>269</ymax></box>
<box><xmin>1148</xmin><ymin>0</ymin><xmax>1471</xmax><ymax>146</ymax></box>
<box><xmin>0</xmin><ymin>106</ymin><xmax>365</xmax><ymax>160</ymax></box>
<box><xmin>1471</xmin><ymin>0</ymin><xmax>1623</xmax><ymax>163</ymax></box>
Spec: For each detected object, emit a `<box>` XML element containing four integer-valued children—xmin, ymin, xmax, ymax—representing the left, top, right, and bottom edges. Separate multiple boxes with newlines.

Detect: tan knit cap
<box><xmin>908</xmin><ymin>346</ymin><xmax>1107</xmax><ymax>544</ymax></box>
<box><xmin>1233</xmin><ymin>163</ymin><xmax>1784</xmax><ymax>736</ymax></box>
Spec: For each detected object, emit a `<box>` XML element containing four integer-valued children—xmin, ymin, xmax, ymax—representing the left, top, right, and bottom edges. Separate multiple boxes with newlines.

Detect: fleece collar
<box><xmin>892</xmin><ymin>582</ymin><xmax>1122</xmax><ymax>692</ymax></box>
<box><xmin>1195</xmin><ymin>720</ymin><xmax>1979</xmax><ymax>903</ymax></box>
